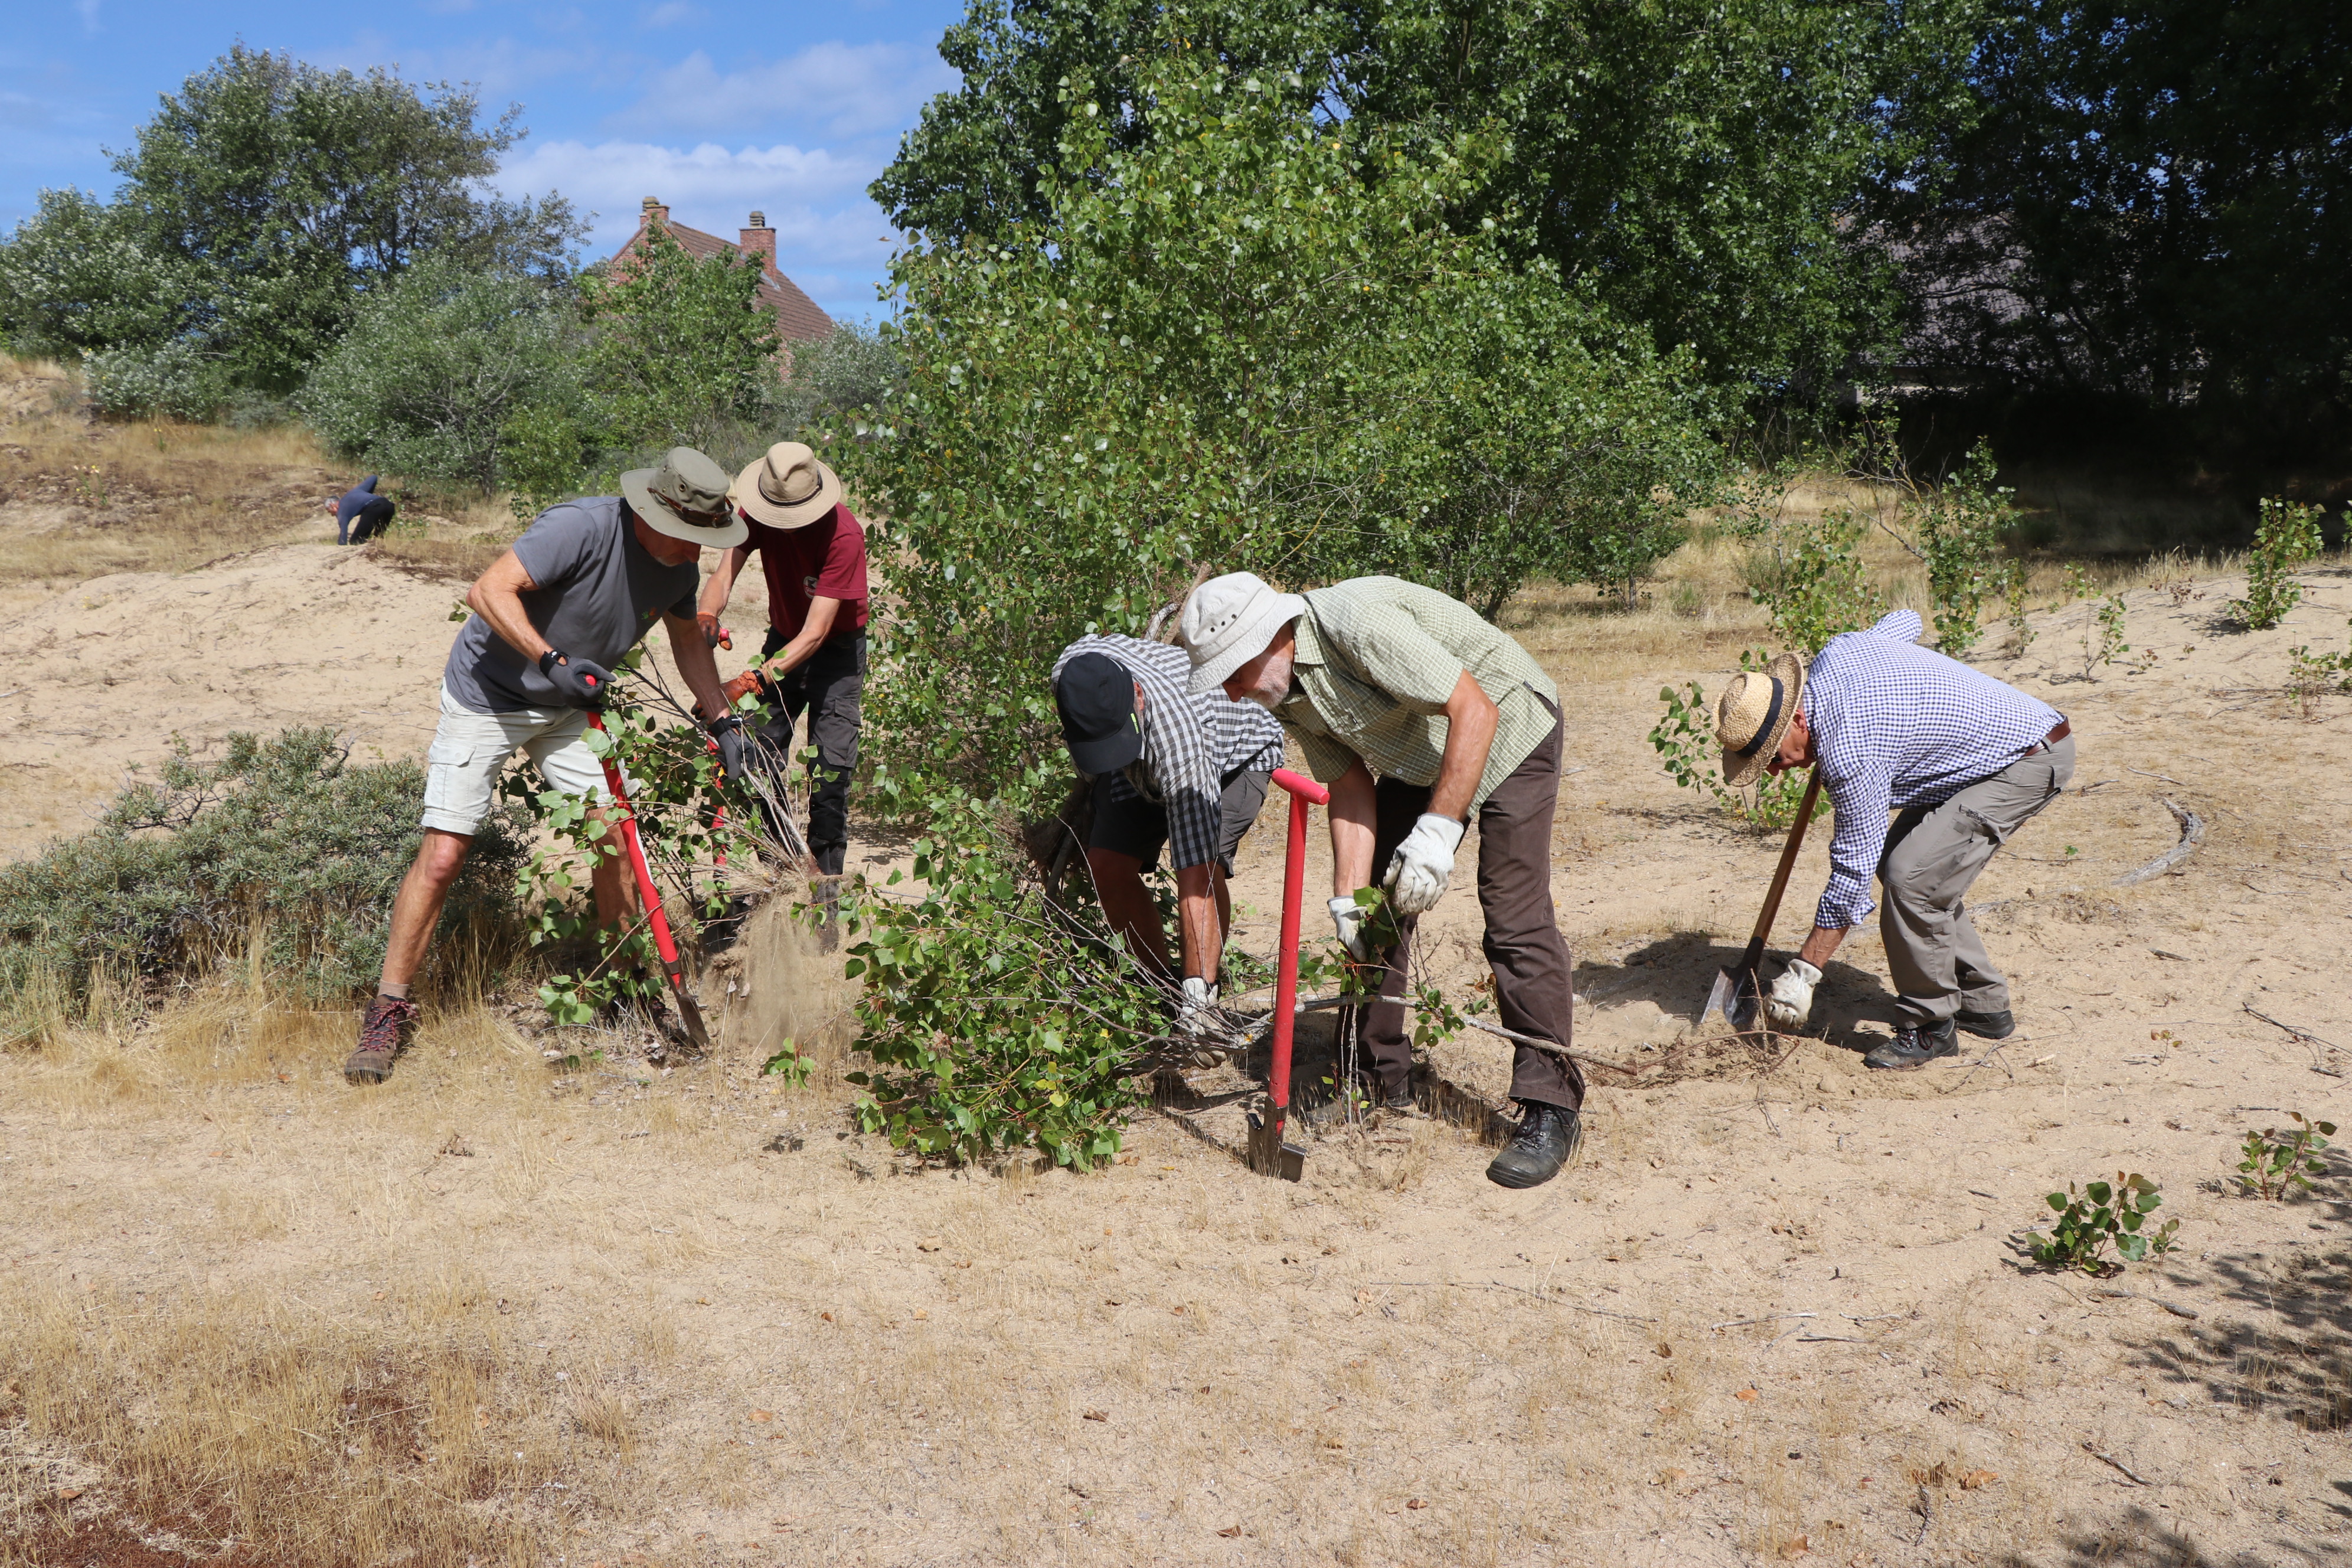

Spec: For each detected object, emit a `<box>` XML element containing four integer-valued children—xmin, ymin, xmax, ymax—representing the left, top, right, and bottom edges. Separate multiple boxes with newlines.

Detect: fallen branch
<box><xmin>2088</xmin><ymin>1288</ymin><xmax>2198</xmax><ymax>1320</ymax></box>
<box><xmin>2083</xmin><ymin>1443</ymin><xmax>2158</xmax><ymax>1487</ymax></box>
<box><xmin>2124</xmin><ymin>766</ymin><xmax>2186</xmax><ymax>786</ymax></box>
<box><xmin>2112</xmin><ymin>797</ymin><xmax>2204</xmax><ymax>886</ymax></box>
<box><xmin>2242</xmin><ymin>1002</ymin><xmax>2338</xmax><ymax>1051</ymax></box>
<box><xmin>1713</xmin><ymin>1312</ymin><xmax>1817</xmax><ymax>1331</ymax></box>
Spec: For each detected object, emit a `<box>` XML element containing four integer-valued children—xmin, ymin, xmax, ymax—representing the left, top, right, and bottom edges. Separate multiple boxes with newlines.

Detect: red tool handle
<box><xmin>584</xmin><ymin>711</ymin><xmax>690</xmax><ymax>984</ymax></box>
<box><xmin>1268</xmin><ymin>767</ymin><xmax>1329</xmax><ymax>1142</ymax></box>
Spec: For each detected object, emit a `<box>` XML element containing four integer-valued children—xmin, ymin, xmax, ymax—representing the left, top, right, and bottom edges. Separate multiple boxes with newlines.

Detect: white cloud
<box><xmin>73</xmin><ymin>0</ymin><xmax>100</xmax><ymax>33</ymax></box>
<box><xmin>612</xmin><ymin>42</ymin><xmax>955</xmax><ymax>141</ymax></box>
<box><xmin>642</xmin><ymin>2</ymin><xmax>704</xmax><ymax>27</ymax></box>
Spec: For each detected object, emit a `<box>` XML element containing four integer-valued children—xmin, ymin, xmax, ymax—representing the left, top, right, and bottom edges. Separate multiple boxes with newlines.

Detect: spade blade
<box><xmin>1699</xmin><ymin>967</ymin><xmax>1763</xmax><ymax>1034</ymax></box>
<box><xmin>1246</xmin><ymin>1110</ymin><xmax>1305</xmax><ymax>1181</ymax></box>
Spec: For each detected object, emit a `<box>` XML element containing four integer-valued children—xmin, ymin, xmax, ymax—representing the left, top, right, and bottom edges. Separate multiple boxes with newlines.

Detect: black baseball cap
<box><xmin>1054</xmin><ymin>652</ymin><xmax>1144</xmax><ymax>774</ymax></box>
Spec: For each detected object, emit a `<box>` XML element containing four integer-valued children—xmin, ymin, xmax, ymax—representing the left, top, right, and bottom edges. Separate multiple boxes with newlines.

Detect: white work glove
<box><xmin>1329</xmin><ymin>896</ymin><xmax>1373</xmax><ymax>962</ymax></box>
<box><xmin>1765</xmin><ymin>958</ymin><xmax>1821</xmax><ymax>1030</ymax></box>
<box><xmin>1177</xmin><ymin>976</ymin><xmax>1219</xmax><ymax>1041</ymax></box>
<box><xmin>1382</xmin><ymin>813</ymin><xmax>1466</xmax><ymax>917</ymax></box>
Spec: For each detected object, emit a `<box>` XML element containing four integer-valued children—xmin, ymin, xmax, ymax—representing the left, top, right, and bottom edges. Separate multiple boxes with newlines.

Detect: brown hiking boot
<box><xmin>345</xmin><ymin>994</ymin><xmax>421</xmax><ymax>1084</ymax></box>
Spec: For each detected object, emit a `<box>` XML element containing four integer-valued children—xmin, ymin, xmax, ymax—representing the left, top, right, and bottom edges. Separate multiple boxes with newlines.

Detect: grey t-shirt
<box><xmin>442</xmin><ymin>496</ymin><xmax>698</xmax><ymax>713</ymax></box>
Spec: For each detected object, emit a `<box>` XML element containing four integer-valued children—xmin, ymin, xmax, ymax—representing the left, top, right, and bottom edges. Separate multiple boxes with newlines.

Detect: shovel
<box><xmin>584</xmin><ymin>709</ymin><xmax>713</xmax><ymax>1053</ymax></box>
<box><xmin>1698</xmin><ymin>766</ymin><xmax>1824</xmax><ymax>1033</ymax></box>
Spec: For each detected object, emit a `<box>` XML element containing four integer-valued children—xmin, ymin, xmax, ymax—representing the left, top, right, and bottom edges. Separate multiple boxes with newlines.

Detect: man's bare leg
<box><xmin>1086</xmin><ymin>848</ymin><xmax>1173</xmax><ymax>983</ymax></box>
<box><xmin>378</xmin><ymin>829</ymin><xmax>474</xmax><ymax>994</ymax></box>
<box><xmin>587</xmin><ymin>808</ymin><xmax>642</xmax><ymax>934</ymax></box>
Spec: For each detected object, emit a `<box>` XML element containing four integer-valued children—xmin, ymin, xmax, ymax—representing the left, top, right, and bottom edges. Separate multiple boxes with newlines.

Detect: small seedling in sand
<box><xmin>2030</xmin><ymin>1172</ymin><xmax>2177</xmax><ymax>1275</ymax></box>
<box><xmin>2237</xmin><ymin>1112</ymin><xmax>2335</xmax><ymax>1200</ymax></box>
<box><xmin>2233</xmin><ymin>496</ymin><xmax>2324</xmax><ymax>631</ymax></box>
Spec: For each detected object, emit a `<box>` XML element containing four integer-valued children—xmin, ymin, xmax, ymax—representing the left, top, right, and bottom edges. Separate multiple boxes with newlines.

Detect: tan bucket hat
<box><xmin>1715</xmin><ymin>652</ymin><xmax>1807</xmax><ymax>788</ymax></box>
<box><xmin>1180</xmin><ymin>571</ymin><xmax>1307</xmax><ymax>695</ymax></box>
<box><xmin>734</xmin><ymin>441</ymin><xmax>843</xmax><ymax>530</ymax></box>
<box><xmin>621</xmin><ymin>446</ymin><xmax>749</xmax><ymax>548</ymax></box>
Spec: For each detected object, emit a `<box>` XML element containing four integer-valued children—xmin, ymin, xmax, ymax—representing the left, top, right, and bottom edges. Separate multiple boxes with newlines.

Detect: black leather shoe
<box><xmin>1864</xmin><ymin>1019</ymin><xmax>1959</xmax><ymax>1070</ymax></box>
<box><xmin>1954</xmin><ymin>1007</ymin><xmax>2014</xmax><ymax>1040</ymax></box>
<box><xmin>1485</xmin><ymin>1102</ymin><xmax>1582</xmax><ymax>1188</ymax></box>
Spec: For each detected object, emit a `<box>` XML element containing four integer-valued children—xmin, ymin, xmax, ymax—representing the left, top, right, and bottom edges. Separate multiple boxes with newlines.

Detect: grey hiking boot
<box><xmin>345</xmin><ymin>994</ymin><xmax>421</xmax><ymax>1084</ymax></box>
<box><xmin>1955</xmin><ymin>1007</ymin><xmax>2015</xmax><ymax>1040</ymax></box>
<box><xmin>1485</xmin><ymin>1102</ymin><xmax>1582</xmax><ymax>1188</ymax></box>
<box><xmin>1864</xmin><ymin>1018</ymin><xmax>1959</xmax><ymax>1070</ymax></box>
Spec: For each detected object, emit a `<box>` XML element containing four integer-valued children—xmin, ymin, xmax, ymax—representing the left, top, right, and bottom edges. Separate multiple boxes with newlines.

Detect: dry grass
<box><xmin>4</xmin><ymin>365</ymin><xmax>2351</xmax><ymax>1563</ymax></box>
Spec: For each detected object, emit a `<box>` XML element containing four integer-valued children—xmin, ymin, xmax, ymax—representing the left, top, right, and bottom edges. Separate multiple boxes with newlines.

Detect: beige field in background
<box><xmin>2</xmin><ymin>362</ymin><xmax>2348</xmax><ymax>1566</ymax></box>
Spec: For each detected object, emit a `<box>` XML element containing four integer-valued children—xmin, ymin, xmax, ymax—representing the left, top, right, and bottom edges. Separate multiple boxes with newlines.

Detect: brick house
<box><xmin>610</xmin><ymin>198</ymin><xmax>835</xmax><ymax>344</ymax></box>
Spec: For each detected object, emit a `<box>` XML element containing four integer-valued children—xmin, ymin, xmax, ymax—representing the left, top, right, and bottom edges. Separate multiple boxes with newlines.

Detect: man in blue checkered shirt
<box><xmin>1714</xmin><ymin>610</ymin><xmax>2072</xmax><ymax>1069</ymax></box>
<box><xmin>1052</xmin><ymin>634</ymin><xmax>1286</xmax><ymax>1041</ymax></box>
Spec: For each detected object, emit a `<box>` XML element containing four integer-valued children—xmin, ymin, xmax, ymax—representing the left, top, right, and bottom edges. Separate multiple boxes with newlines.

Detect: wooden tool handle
<box><xmin>1738</xmin><ymin>766</ymin><xmax>1824</xmax><ymax>971</ymax></box>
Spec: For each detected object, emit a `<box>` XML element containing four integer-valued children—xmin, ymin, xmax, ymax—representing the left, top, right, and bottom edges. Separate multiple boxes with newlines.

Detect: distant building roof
<box><xmin>610</xmin><ymin>198</ymin><xmax>834</xmax><ymax>342</ymax></box>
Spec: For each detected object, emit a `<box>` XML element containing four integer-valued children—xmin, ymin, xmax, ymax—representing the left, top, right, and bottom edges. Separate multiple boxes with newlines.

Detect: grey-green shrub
<box><xmin>0</xmin><ymin>729</ymin><xmax>527</xmax><ymax>1017</ymax></box>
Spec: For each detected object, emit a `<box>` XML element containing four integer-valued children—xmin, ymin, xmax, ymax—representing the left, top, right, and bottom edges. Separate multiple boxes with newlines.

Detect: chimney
<box><xmin>641</xmin><ymin>195</ymin><xmax>669</xmax><ymax>228</ymax></box>
<box><xmin>739</xmin><ymin>211</ymin><xmax>776</xmax><ymax>273</ymax></box>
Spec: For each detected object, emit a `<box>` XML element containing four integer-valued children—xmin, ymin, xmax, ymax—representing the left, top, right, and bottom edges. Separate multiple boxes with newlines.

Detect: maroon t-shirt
<box><xmin>746</xmin><ymin>504</ymin><xmax>868</xmax><ymax>637</ymax></box>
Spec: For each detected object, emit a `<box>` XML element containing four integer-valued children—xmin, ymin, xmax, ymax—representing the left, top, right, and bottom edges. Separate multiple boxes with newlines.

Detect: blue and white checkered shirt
<box><xmin>1053</xmin><ymin>634</ymin><xmax>1285</xmax><ymax>871</ymax></box>
<box><xmin>1807</xmin><ymin>610</ymin><xmax>2063</xmax><ymax>929</ymax></box>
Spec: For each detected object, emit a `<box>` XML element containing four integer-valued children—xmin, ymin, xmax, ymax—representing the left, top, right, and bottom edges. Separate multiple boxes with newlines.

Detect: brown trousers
<box><xmin>1351</xmin><ymin>704</ymin><xmax>1582</xmax><ymax>1109</ymax></box>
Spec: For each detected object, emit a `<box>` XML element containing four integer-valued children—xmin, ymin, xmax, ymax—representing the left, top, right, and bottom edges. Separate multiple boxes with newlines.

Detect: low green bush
<box><xmin>2233</xmin><ymin>497</ymin><xmax>2325</xmax><ymax>631</ymax></box>
<box><xmin>0</xmin><ymin>729</ymin><xmax>527</xmax><ymax>1024</ymax></box>
<box><xmin>841</xmin><ymin>795</ymin><xmax>1166</xmax><ymax>1170</ymax></box>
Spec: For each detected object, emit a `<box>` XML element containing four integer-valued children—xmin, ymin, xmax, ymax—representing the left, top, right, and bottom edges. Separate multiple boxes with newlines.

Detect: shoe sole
<box><xmin>1485</xmin><ymin>1125</ymin><xmax>1583</xmax><ymax>1188</ymax></box>
<box><xmin>1954</xmin><ymin>1015</ymin><xmax>2015</xmax><ymax>1040</ymax></box>
<box><xmin>344</xmin><ymin>1067</ymin><xmax>391</xmax><ymax>1084</ymax></box>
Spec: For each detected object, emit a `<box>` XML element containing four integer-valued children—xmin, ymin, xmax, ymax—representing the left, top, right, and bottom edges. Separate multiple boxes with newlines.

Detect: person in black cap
<box><xmin>1051</xmin><ymin>633</ymin><xmax>1285</xmax><ymax>1039</ymax></box>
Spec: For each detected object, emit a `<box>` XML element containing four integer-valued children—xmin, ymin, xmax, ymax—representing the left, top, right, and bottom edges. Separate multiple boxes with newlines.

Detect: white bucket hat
<box><xmin>1181</xmin><ymin>571</ymin><xmax>1305</xmax><ymax>696</ymax></box>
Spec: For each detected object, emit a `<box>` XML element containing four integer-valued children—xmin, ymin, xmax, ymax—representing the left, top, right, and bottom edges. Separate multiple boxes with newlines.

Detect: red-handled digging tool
<box><xmin>1247</xmin><ymin>767</ymin><xmax>1327</xmax><ymax>1182</ymax></box>
<box><xmin>583</xmin><ymin>708</ymin><xmax>713</xmax><ymax>1052</ymax></box>
<box><xmin>1698</xmin><ymin>765</ymin><xmax>1824</xmax><ymax>1034</ymax></box>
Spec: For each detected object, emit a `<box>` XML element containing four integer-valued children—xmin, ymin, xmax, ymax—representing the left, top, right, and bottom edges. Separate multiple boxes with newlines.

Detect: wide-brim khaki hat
<box><xmin>734</xmin><ymin>441</ymin><xmax>842</xmax><ymax>530</ymax></box>
<box><xmin>1716</xmin><ymin>652</ymin><xmax>1807</xmax><ymax>788</ymax></box>
<box><xmin>1181</xmin><ymin>571</ymin><xmax>1306</xmax><ymax>696</ymax></box>
<box><xmin>622</xmin><ymin>446</ymin><xmax>749</xmax><ymax>548</ymax></box>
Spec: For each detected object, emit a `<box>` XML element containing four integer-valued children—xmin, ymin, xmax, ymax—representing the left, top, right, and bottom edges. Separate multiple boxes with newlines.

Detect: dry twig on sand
<box><xmin>2083</xmin><ymin>1444</ymin><xmax>2159</xmax><ymax>1487</ymax></box>
<box><xmin>2111</xmin><ymin>797</ymin><xmax>2204</xmax><ymax>886</ymax></box>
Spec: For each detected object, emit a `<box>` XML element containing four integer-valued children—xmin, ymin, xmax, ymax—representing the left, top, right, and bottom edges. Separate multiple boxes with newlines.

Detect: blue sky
<box><xmin>1</xmin><ymin>0</ymin><xmax>970</xmax><ymax>324</ymax></box>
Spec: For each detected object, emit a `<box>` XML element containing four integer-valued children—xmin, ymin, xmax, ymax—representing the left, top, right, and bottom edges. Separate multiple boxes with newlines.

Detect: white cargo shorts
<box><xmin>419</xmin><ymin>682</ymin><xmax>641</xmax><ymax>836</ymax></box>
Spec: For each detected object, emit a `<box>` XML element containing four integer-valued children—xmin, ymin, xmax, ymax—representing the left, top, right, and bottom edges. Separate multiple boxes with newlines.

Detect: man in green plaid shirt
<box><xmin>1184</xmin><ymin>572</ymin><xmax>1584</xmax><ymax>1188</ymax></box>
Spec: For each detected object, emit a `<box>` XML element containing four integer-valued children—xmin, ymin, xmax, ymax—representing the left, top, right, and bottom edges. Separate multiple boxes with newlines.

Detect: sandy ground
<box><xmin>1</xmin><ymin>401</ymin><xmax>2349</xmax><ymax>1564</ymax></box>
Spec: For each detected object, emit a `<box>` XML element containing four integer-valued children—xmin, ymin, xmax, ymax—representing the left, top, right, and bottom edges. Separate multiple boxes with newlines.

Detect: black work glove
<box><xmin>707</xmin><ymin>713</ymin><xmax>749</xmax><ymax>786</ymax></box>
<box><xmin>538</xmin><ymin>648</ymin><xmax>613</xmax><ymax>710</ymax></box>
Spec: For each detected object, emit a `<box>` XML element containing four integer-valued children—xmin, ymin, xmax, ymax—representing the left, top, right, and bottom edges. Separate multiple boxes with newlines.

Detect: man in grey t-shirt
<box><xmin>347</xmin><ymin>448</ymin><xmax>747</xmax><ymax>1086</ymax></box>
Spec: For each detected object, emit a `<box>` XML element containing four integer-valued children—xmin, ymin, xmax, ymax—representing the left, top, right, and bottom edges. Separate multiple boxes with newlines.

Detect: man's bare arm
<box><xmin>1426</xmin><ymin>668</ymin><xmax>1498</xmax><ymax>823</ymax></box>
<box><xmin>466</xmin><ymin>550</ymin><xmax>550</xmax><ymax>664</ymax></box>
<box><xmin>1175</xmin><ymin>862</ymin><xmax>1220</xmax><ymax>980</ymax></box>
<box><xmin>663</xmin><ymin>613</ymin><xmax>731</xmax><ymax>720</ymax></box>
<box><xmin>1327</xmin><ymin>758</ymin><xmax>1377</xmax><ymax>894</ymax></box>
<box><xmin>1797</xmin><ymin>925</ymin><xmax>1848</xmax><ymax>968</ymax></box>
<box><xmin>760</xmin><ymin>596</ymin><xmax>845</xmax><ymax>680</ymax></box>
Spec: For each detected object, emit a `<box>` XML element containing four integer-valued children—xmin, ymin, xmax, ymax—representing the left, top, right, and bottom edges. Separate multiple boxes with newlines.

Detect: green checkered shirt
<box><xmin>1276</xmin><ymin>577</ymin><xmax>1560</xmax><ymax>812</ymax></box>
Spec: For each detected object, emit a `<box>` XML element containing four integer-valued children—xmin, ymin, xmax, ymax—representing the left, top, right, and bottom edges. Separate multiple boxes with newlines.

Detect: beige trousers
<box><xmin>1879</xmin><ymin>737</ymin><xmax>2074</xmax><ymax>1025</ymax></box>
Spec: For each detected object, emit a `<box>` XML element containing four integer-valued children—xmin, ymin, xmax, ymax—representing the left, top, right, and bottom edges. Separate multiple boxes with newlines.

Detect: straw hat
<box><xmin>733</xmin><ymin>441</ymin><xmax>842</xmax><ymax>530</ymax></box>
<box><xmin>1714</xmin><ymin>652</ymin><xmax>1807</xmax><ymax>788</ymax></box>
<box><xmin>620</xmin><ymin>447</ymin><xmax>749</xmax><ymax>548</ymax></box>
<box><xmin>1180</xmin><ymin>571</ymin><xmax>1306</xmax><ymax>695</ymax></box>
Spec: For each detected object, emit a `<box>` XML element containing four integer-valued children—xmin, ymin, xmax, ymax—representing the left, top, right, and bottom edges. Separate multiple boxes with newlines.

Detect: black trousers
<box><xmin>753</xmin><ymin>630</ymin><xmax>863</xmax><ymax>877</ymax></box>
<box><xmin>342</xmin><ymin>496</ymin><xmax>395</xmax><ymax>545</ymax></box>
<box><xmin>1350</xmin><ymin>704</ymin><xmax>1582</xmax><ymax>1110</ymax></box>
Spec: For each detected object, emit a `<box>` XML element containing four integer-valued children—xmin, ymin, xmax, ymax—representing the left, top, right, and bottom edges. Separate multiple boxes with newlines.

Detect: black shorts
<box><xmin>1088</xmin><ymin>768</ymin><xmax>1270</xmax><ymax>876</ymax></box>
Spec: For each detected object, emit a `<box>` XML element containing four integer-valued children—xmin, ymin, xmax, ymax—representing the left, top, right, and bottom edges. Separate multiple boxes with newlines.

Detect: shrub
<box><xmin>842</xmin><ymin>796</ymin><xmax>1167</xmax><ymax>1170</ymax></box>
<box><xmin>298</xmin><ymin>256</ymin><xmax>580</xmax><ymax>497</ymax></box>
<box><xmin>83</xmin><ymin>339</ymin><xmax>224</xmax><ymax>422</ymax></box>
<box><xmin>0</xmin><ymin>730</ymin><xmax>528</xmax><ymax>1023</ymax></box>
<box><xmin>2237</xmin><ymin>1113</ymin><xmax>2336</xmax><ymax>1200</ymax></box>
<box><xmin>2233</xmin><ymin>497</ymin><xmax>2325</xmax><ymax>631</ymax></box>
<box><xmin>2030</xmin><ymin>1172</ymin><xmax>2178</xmax><ymax>1274</ymax></box>
<box><xmin>1912</xmin><ymin>442</ymin><xmax>2018</xmax><ymax>656</ymax></box>
<box><xmin>1746</xmin><ymin>512</ymin><xmax>1884</xmax><ymax>656</ymax></box>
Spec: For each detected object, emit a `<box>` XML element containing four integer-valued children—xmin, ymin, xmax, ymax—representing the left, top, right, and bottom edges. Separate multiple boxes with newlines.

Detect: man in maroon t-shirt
<box><xmin>700</xmin><ymin>442</ymin><xmax>869</xmax><ymax>909</ymax></box>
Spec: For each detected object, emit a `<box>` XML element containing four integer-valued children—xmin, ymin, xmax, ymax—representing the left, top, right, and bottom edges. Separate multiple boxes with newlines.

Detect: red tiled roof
<box><xmin>609</xmin><ymin>211</ymin><xmax>835</xmax><ymax>343</ymax></box>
